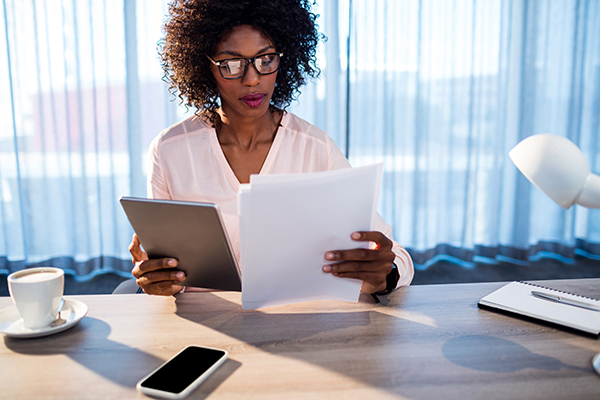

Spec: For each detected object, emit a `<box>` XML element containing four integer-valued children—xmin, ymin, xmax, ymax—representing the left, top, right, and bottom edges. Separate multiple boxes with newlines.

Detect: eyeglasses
<box><xmin>206</xmin><ymin>52</ymin><xmax>283</xmax><ymax>80</ymax></box>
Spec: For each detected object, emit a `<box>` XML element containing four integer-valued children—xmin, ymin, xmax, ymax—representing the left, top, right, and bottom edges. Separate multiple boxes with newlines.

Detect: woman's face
<box><xmin>210</xmin><ymin>25</ymin><xmax>278</xmax><ymax>121</ymax></box>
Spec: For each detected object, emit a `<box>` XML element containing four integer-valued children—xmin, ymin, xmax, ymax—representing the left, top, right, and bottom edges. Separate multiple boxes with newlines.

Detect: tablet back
<box><xmin>120</xmin><ymin>197</ymin><xmax>241</xmax><ymax>291</ymax></box>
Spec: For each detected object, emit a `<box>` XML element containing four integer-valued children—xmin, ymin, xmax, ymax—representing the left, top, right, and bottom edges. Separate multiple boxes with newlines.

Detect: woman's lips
<box><xmin>241</xmin><ymin>93</ymin><xmax>265</xmax><ymax>108</ymax></box>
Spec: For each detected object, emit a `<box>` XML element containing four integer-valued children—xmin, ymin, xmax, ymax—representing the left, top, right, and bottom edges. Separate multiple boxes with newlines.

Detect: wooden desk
<box><xmin>1</xmin><ymin>279</ymin><xmax>600</xmax><ymax>399</ymax></box>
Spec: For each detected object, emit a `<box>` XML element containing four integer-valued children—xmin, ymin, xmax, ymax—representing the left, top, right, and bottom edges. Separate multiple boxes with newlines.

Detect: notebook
<box><xmin>478</xmin><ymin>281</ymin><xmax>600</xmax><ymax>336</ymax></box>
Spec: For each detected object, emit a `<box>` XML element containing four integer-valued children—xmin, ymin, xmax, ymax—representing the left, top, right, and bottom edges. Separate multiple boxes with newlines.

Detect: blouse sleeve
<box><xmin>147</xmin><ymin>134</ymin><xmax>172</xmax><ymax>200</ymax></box>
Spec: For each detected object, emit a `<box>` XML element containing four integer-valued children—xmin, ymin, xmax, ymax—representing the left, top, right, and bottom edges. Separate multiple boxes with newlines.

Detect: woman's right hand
<box><xmin>129</xmin><ymin>233</ymin><xmax>186</xmax><ymax>296</ymax></box>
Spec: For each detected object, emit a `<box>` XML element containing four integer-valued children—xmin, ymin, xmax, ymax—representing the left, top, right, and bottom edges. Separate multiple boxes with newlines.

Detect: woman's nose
<box><xmin>241</xmin><ymin>62</ymin><xmax>261</xmax><ymax>86</ymax></box>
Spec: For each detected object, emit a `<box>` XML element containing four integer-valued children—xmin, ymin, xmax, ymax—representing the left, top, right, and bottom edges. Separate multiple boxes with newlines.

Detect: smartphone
<box><xmin>136</xmin><ymin>345</ymin><xmax>228</xmax><ymax>399</ymax></box>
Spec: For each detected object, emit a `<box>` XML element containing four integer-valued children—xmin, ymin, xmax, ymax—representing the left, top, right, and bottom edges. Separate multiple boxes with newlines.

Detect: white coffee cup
<box><xmin>8</xmin><ymin>267</ymin><xmax>65</xmax><ymax>329</ymax></box>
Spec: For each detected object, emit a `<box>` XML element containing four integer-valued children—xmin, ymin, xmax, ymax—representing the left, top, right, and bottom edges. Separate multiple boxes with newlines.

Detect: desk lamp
<box><xmin>509</xmin><ymin>134</ymin><xmax>600</xmax><ymax>209</ymax></box>
<box><xmin>509</xmin><ymin>133</ymin><xmax>600</xmax><ymax>375</ymax></box>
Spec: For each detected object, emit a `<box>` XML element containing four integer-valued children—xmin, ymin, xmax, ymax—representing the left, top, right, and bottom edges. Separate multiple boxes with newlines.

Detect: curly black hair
<box><xmin>159</xmin><ymin>0</ymin><xmax>324</xmax><ymax>122</ymax></box>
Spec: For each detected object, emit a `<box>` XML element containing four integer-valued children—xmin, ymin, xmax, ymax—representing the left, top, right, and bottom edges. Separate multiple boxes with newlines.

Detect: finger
<box><xmin>325</xmin><ymin>246</ymin><xmax>396</xmax><ymax>264</ymax></box>
<box><xmin>323</xmin><ymin>259</ymin><xmax>391</xmax><ymax>275</ymax></box>
<box><xmin>329</xmin><ymin>270</ymin><xmax>387</xmax><ymax>293</ymax></box>
<box><xmin>327</xmin><ymin>265</ymin><xmax>389</xmax><ymax>293</ymax></box>
<box><xmin>135</xmin><ymin>268</ymin><xmax>185</xmax><ymax>296</ymax></box>
<box><xmin>140</xmin><ymin>282</ymin><xmax>184</xmax><ymax>296</ymax></box>
<box><xmin>351</xmin><ymin>231</ymin><xmax>393</xmax><ymax>250</ymax></box>
<box><xmin>136</xmin><ymin>268</ymin><xmax>185</xmax><ymax>285</ymax></box>
<box><xmin>132</xmin><ymin>258</ymin><xmax>179</xmax><ymax>279</ymax></box>
<box><xmin>129</xmin><ymin>233</ymin><xmax>148</xmax><ymax>262</ymax></box>
<box><xmin>324</xmin><ymin>248</ymin><xmax>387</xmax><ymax>262</ymax></box>
<box><xmin>324</xmin><ymin>231</ymin><xmax>394</xmax><ymax>262</ymax></box>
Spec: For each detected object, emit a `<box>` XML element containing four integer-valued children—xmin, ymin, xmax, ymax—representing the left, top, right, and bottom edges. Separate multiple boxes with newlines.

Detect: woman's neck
<box><xmin>213</xmin><ymin>106</ymin><xmax>283</xmax><ymax>184</ymax></box>
<box><xmin>215</xmin><ymin>107</ymin><xmax>281</xmax><ymax>150</ymax></box>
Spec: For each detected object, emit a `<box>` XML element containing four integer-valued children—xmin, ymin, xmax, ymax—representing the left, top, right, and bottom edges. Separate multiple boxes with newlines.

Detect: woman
<box><xmin>129</xmin><ymin>0</ymin><xmax>414</xmax><ymax>297</ymax></box>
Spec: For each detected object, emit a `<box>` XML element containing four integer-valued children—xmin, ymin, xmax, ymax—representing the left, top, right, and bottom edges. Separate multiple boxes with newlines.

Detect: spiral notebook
<box><xmin>478</xmin><ymin>281</ymin><xmax>600</xmax><ymax>336</ymax></box>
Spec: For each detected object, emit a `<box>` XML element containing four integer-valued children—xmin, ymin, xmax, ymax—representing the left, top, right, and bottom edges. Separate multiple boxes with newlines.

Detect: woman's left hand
<box><xmin>322</xmin><ymin>231</ymin><xmax>396</xmax><ymax>293</ymax></box>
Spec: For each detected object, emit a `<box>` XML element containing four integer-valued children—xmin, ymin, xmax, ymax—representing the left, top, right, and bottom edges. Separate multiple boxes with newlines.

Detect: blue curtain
<box><xmin>1</xmin><ymin>0</ymin><xmax>599</xmax><ymax>279</ymax></box>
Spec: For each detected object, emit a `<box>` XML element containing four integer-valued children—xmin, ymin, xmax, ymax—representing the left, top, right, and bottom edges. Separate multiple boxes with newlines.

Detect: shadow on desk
<box><xmin>442</xmin><ymin>335</ymin><xmax>589</xmax><ymax>373</ymax></box>
<box><xmin>3</xmin><ymin>318</ymin><xmax>160</xmax><ymax>388</ymax></box>
<box><xmin>172</xmin><ymin>290</ymin><xmax>597</xmax><ymax>395</ymax></box>
<box><xmin>175</xmin><ymin>293</ymin><xmax>374</xmax><ymax>349</ymax></box>
<box><xmin>3</xmin><ymin>316</ymin><xmax>240</xmax><ymax>396</ymax></box>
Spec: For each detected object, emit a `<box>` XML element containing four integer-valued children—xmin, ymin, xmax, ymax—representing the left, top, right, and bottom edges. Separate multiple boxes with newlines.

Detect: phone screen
<box><xmin>140</xmin><ymin>346</ymin><xmax>227</xmax><ymax>394</ymax></box>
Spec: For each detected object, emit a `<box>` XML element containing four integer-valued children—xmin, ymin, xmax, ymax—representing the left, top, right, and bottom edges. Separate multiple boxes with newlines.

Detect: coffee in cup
<box><xmin>8</xmin><ymin>267</ymin><xmax>65</xmax><ymax>329</ymax></box>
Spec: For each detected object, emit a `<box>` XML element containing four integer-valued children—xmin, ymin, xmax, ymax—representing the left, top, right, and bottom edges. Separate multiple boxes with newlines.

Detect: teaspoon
<box><xmin>50</xmin><ymin>299</ymin><xmax>66</xmax><ymax>328</ymax></box>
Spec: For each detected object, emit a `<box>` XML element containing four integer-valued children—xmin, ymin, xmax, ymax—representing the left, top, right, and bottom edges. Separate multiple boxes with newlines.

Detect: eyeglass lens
<box><xmin>219</xmin><ymin>54</ymin><xmax>280</xmax><ymax>79</ymax></box>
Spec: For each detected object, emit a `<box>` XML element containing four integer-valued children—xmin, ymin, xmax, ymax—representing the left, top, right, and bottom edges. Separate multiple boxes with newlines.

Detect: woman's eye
<box><xmin>224</xmin><ymin>60</ymin><xmax>244</xmax><ymax>74</ymax></box>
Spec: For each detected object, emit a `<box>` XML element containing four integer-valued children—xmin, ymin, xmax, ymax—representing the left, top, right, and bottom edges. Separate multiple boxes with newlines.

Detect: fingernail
<box><xmin>176</xmin><ymin>271</ymin><xmax>185</xmax><ymax>280</ymax></box>
<box><xmin>168</xmin><ymin>259</ymin><xmax>177</xmax><ymax>266</ymax></box>
<box><xmin>325</xmin><ymin>252</ymin><xmax>335</xmax><ymax>260</ymax></box>
<box><xmin>323</xmin><ymin>265</ymin><xmax>332</xmax><ymax>273</ymax></box>
<box><xmin>351</xmin><ymin>232</ymin><xmax>361</xmax><ymax>240</ymax></box>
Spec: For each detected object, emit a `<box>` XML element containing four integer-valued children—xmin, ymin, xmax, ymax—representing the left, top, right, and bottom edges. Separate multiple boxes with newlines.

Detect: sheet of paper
<box><xmin>239</xmin><ymin>164</ymin><xmax>383</xmax><ymax>309</ymax></box>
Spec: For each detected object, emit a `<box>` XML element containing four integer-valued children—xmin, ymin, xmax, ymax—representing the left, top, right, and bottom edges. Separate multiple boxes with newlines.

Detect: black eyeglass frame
<box><xmin>206</xmin><ymin>52</ymin><xmax>284</xmax><ymax>80</ymax></box>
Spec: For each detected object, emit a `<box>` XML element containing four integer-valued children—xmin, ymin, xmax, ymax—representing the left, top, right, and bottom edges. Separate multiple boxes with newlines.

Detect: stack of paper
<box><xmin>239</xmin><ymin>164</ymin><xmax>383</xmax><ymax>309</ymax></box>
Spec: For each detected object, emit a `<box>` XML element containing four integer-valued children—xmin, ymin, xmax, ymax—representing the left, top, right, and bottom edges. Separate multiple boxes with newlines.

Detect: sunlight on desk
<box><xmin>1</xmin><ymin>279</ymin><xmax>600</xmax><ymax>399</ymax></box>
<box><xmin>374</xmin><ymin>307</ymin><xmax>439</xmax><ymax>328</ymax></box>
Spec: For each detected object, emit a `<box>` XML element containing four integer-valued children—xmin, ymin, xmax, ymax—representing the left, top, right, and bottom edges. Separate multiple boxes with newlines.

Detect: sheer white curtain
<box><xmin>0</xmin><ymin>0</ymin><xmax>184</xmax><ymax>275</ymax></box>
<box><xmin>294</xmin><ymin>0</ymin><xmax>600</xmax><ymax>267</ymax></box>
<box><xmin>1</xmin><ymin>0</ymin><xmax>599</xmax><ymax>279</ymax></box>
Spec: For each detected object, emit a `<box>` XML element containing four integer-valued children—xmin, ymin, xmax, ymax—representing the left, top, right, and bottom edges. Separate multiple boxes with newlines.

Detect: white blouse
<box><xmin>147</xmin><ymin>112</ymin><xmax>414</xmax><ymax>288</ymax></box>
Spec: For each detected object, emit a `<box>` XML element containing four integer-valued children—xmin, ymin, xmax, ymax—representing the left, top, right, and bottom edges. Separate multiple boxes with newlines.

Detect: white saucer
<box><xmin>0</xmin><ymin>298</ymin><xmax>88</xmax><ymax>339</ymax></box>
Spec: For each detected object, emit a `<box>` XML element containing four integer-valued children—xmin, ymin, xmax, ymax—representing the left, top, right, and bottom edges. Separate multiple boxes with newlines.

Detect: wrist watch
<box><xmin>375</xmin><ymin>264</ymin><xmax>399</xmax><ymax>296</ymax></box>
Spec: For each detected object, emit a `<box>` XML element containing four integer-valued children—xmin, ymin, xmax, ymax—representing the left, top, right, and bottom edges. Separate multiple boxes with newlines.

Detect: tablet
<box><xmin>120</xmin><ymin>197</ymin><xmax>241</xmax><ymax>291</ymax></box>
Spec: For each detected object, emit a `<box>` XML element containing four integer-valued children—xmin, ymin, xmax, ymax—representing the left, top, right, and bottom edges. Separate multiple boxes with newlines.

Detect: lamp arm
<box><xmin>576</xmin><ymin>173</ymin><xmax>600</xmax><ymax>209</ymax></box>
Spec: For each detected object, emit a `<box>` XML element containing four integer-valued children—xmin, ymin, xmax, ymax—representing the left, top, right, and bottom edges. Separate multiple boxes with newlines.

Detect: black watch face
<box><xmin>386</xmin><ymin>265</ymin><xmax>399</xmax><ymax>292</ymax></box>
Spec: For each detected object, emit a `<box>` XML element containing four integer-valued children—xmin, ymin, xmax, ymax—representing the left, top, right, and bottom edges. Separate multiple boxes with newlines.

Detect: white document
<box><xmin>239</xmin><ymin>163</ymin><xmax>383</xmax><ymax>309</ymax></box>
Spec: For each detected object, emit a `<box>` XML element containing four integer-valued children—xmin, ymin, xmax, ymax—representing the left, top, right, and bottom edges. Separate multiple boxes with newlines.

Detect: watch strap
<box><xmin>374</xmin><ymin>264</ymin><xmax>399</xmax><ymax>296</ymax></box>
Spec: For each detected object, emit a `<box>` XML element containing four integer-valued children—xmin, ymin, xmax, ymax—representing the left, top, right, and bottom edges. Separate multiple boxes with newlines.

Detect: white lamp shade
<box><xmin>509</xmin><ymin>134</ymin><xmax>600</xmax><ymax>209</ymax></box>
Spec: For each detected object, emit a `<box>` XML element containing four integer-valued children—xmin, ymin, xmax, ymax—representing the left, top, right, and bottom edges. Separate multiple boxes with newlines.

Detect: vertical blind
<box><xmin>1</xmin><ymin>0</ymin><xmax>599</xmax><ymax>278</ymax></box>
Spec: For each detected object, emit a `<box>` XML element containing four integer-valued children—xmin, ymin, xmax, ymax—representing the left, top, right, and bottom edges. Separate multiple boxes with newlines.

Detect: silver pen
<box><xmin>531</xmin><ymin>291</ymin><xmax>600</xmax><ymax>312</ymax></box>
